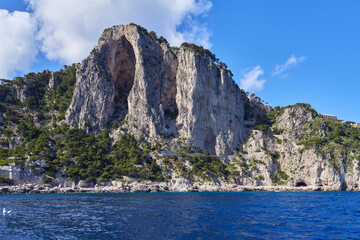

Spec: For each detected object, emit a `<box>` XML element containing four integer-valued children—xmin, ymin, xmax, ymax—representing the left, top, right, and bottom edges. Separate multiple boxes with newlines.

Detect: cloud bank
<box><xmin>0</xmin><ymin>0</ymin><xmax>212</xmax><ymax>78</ymax></box>
<box><xmin>240</xmin><ymin>66</ymin><xmax>266</xmax><ymax>92</ymax></box>
<box><xmin>273</xmin><ymin>54</ymin><xmax>306</xmax><ymax>77</ymax></box>
<box><xmin>0</xmin><ymin>10</ymin><xmax>38</xmax><ymax>78</ymax></box>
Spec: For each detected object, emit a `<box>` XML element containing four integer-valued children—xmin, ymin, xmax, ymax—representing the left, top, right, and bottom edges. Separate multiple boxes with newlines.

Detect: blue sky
<box><xmin>1</xmin><ymin>0</ymin><xmax>360</xmax><ymax>122</ymax></box>
<box><xmin>209</xmin><ymin>1</ymin><xmax>360</xmax><ymax>123</ymax></box>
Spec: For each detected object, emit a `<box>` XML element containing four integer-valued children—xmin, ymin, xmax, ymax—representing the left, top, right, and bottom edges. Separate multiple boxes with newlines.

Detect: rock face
<box><xmin>15</xmin><ymin>79</ymin><xmax>33</xmax><ymax>103</ymax></box>
<box><xmin>238</xmin><ymin>104</ymin><xmax>360</xmax><ymax>191</ymax></box>
<box><xmin>48</xmin><ymin>71</ymin><xmax>61</xmax><ymax>90</ymax></box>
<box><xmin>175</xmin><ymin>48</ymin><xmax>247</xmax><ymax>154</ymax></box>
<box><xmin>65</xmin><ymin>24</ymin><xmax>251</xmax><ymax>155</ymax></box>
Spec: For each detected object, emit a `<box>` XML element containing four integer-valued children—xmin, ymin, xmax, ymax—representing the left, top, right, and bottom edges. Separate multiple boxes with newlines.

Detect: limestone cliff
<box><xmin>4</xmin><ymin>23</ymin><xmax>360</xmax><ymax>191</ymax></box>
<box><xmin>65</xmin><ymin>23</ymin><xmax>254</xmax><ymax>155</ymax></box>
<box><xmin>236</xmin><ymin>104</ymin><xmax>360</xmax><ymax>191</ymax></box>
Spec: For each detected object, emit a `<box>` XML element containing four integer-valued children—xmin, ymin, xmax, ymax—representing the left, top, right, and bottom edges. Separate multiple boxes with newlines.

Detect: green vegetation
<box><xmin>298</xmin><ymin>119</ymin><xmax>360</xmax><ymax>173</ymax></box>
<box><xmin>271</xmin><ymin>170</ymin><xmax>289</xmax><ymax>185</ymax></box>
<box><xmin>190</xmin><ymin>155</ymin><xmax>230</xmax><ymax>181</ymax></box>
<box><xmin>45</xmin><ymin>64</ymin><xmax>77</xmax><ymax>115</ymax></box>
<box><xmin>0</xmin><ymin>64</ymin><xmax>76</xmax><ymax>120</ymax></box>
<box><xmin>0</xmin><ymin>80</ymin><xmax>17</xmax><ymax>104</ymax></box>
<box><xmin>0</xmin><ymin>176</ymin><xmax>12</xmax><ymax>184</ymax></box>
<box><xmin>289</xmin><ymin>111</ymin><xmax>296</xmax><ymax>118</ymax></box>
<box><xmin>268</xmin><ymin>152</ymin><xmax>280</xmax><ymax>162</ymax></box>
<box><xmin>3</xmin><ymin>117</ymin><xmax>165</xmax><ymax>183</ymax></box>
<box><xmin>172</xmin><ymin>154</ymin><xmax>230</xmax><ymax>182</ymax></box>
<box><xmin>61</xmin><ymin>129</ymin><xmax>163</xmax><ymax>182</ymax></box>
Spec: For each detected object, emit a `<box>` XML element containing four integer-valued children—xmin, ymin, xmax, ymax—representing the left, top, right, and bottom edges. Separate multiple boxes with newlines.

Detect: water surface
<box><xmin>0</xmin><ymin>192</ymin><xmax>359</xmax><ymax>239</ymax></box>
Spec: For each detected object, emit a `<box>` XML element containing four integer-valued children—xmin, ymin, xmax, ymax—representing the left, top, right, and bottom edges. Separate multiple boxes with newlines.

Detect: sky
<box><xmin>1</xmin><ymin>0</ymin><xmax>360</xmax><ymax>122</ymax></box>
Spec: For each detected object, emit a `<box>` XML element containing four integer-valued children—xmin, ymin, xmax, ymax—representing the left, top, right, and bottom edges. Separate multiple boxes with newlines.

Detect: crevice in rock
<box><xmin>162</xmin><ymin>84</ymin><xmax>178</xmax><ymax>124</ymax></box>
<box><xmin>159</xmin><ymin>51</ymin><xmax>178</xmax><ymax>133</ymax></box>
<box><xmin>107</xmin><ymin>36</ymin><xmax>136</xmax><ymax>116</ymax></box>
<box><xmin>341</xmin><ymin>181</ymin><xmax>347</xmax><ymax>191</ymax></box>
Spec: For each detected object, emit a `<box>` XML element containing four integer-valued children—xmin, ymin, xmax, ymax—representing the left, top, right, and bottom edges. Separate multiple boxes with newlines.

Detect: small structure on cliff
<box><xmin>321</xmin><ymin>114</ymin><xmax>342</xmax><ymax>122</ymax></box>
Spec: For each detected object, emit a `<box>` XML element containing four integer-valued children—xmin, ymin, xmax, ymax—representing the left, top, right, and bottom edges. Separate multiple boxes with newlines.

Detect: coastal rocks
<box><xmin>0</xmin><ymin>187</ymin><xmax>9</xmax><ymax>193</ymax></box>
<box><xmin>344</xmin><ymin>163</ymin><xmax>360</xmax><ymax>190</ymax></box>
<box><xmin>238</xmin><ymin>104</ymin><xmax>360</xmax><ymax>191</ymax></box>
<box><xmin>65</xmin><ymin>23</ymin><xmax>253</xmax><ymax>155</ymax></box>
<box><xmin>283</xmin><ymin>149</ymin><xmax>343</xmax><ymax>190</ymax></box>
<box><xmin>77</xmin><ymin>180</ymin><xmax>94</xmax><ymax>188</ymax></box>
<box><xmin>0</xmin><ymin>180</ymin><xmax>348</xmax><ymax>194</ymax></box>
<box><xmin>129</xmin><ymin>183</ymin><xmax>151</xmax><ymax>192</ymax></box>
<box><xmin>194</xmin><ymin>182</ymin><xmax>221</xmax><ymax>192</ymax></box>
<box><xmin>170</xmin><ymin>178</ymin><xmax>192</xmax><ymax>192</ymax></box>
<box><xmin>56</xmin><ymin>176</ymin><xmax>75</xmax><ymax>188</ymax></box>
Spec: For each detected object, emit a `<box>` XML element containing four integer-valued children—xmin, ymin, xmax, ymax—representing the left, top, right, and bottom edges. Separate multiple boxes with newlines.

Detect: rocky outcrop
<box><xmin>239</xmin><ymin>104</ymin><xmax>360</xmax><ymax>191</ymax></box>
<box><xmin>48</xmin><ymin>71</ymin><xmax>61</xmax><ymax>90</ymax></box>
<box><xmin>66</xmin><ymin>24</ymin><xmax>178</xmax><ymax>135</ymax></box>
<box><xmin>65</xmin><ymin>24</ymin><xmax>252</xmax><ymax>155</ymax></box>
<box><xmin>15</xmin><ymin>79</ymin><xmax>33</xmax><ymax>103</ymax></box>
<box><xmin>0</xmin><ymin>180</ymin><xmax>333</xmax><ymax>194</ymax></box>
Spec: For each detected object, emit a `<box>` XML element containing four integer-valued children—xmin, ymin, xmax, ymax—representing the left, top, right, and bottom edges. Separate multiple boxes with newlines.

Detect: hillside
<box><xmin>1</xmin><ymin>23</ymin><xmax>360</xmax><ymax>192</ymax></box>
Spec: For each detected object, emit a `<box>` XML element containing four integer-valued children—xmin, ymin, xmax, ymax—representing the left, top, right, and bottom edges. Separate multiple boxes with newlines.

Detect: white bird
<box><xmin>2</xmin><ymin>208</ymin><xmax>11</xmax><ymax>215</ymax></box>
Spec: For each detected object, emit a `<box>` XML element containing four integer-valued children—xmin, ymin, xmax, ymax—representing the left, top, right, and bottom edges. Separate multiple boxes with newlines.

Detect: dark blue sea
<box><xmin>0</xmin><ymin>192</ymin><xmax>359</xmax><ymax>239</ymax></box>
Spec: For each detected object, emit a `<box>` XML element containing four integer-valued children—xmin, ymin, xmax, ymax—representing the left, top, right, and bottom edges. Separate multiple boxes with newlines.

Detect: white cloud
<box><xmin>0</xmin><ymin>0</ymin><xmax>212</xmax><ymax>78</ymax></box>
<box><xmin>168</xmin><ymin>0</ymin><xmax>212</xmax><ymax>48</ymax></box>
<box><xmin>0</xmin><ymin>10</ymin><xmax>38</xmax><ymax>79</ymax></box>
<box><xmin>26</xmin><ymin>0</ymin><xmax>213</xmax><ymax>63</ymax></box>
<box><xmin>240</xmin><ymin>66</ymin><xmax>266</xmax><ymax>92</ymax></box>
<box><xmin>273</xmin><ymin>54</ymin><xmax>306</xmax><ymax>76</ymax></box>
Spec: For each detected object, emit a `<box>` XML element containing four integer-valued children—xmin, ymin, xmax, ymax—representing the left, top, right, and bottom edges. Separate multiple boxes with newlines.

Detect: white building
<box><xmin>0</xmin><ymin>163</ymin><xmax>33</xmax><ymax>183</ymax></box>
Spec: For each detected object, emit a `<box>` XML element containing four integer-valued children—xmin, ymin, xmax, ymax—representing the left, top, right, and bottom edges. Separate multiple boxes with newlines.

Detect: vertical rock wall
<box><xmin>65</xmin><ymin>24</ymin><xmax>250</xmax><ymax>155</ymax></box>
<box><xmin>175</xmin><ymin>48</ymin><xmax>247</xmax><ymax>154</ymax></box>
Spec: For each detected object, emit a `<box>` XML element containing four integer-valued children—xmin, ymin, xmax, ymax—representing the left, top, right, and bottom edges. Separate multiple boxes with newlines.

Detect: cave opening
<box><xmin>296</xmin><ymin>182</ymin><xmax>307</xmax><ymax>187</ymax></box>
<box><xmin>107</xmin><ymin>36</ymin><xmax>136</xmax><ymax>114</ymax></box>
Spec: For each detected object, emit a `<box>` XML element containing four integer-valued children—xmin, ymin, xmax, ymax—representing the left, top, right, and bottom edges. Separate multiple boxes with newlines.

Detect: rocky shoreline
<box><xmin>0</xmin><ymin>181</ymin><xmax>349</xmax><ymax>194</ymax></box>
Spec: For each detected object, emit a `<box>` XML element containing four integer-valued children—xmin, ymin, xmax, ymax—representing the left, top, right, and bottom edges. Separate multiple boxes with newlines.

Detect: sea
<box><xmin>0</xmin><ymin>191</ymin><xmax>359</xmax><ymax>239</ymax></box>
